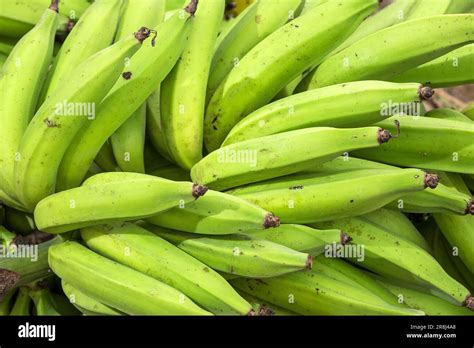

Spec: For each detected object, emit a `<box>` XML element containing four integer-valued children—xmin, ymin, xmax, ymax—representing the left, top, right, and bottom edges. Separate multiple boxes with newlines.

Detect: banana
<box><xmin>406</xmin><ymin>0</ymin><xmax>468</xmax><ymax>20</ymax></box>
<box><xmin>4</xmin><ymin>207</ymin><xmax>36</xmax><ymax>235</ymax></box>
<box><xmin>237</xmin><ymin>291</ymin><xmax>298</xmax><ymax>316</ymax></box>
<box><xmin>56</xmin><ymin>9</ymin><xmax>194</xmax><ymax>191</ymax></box>
<box><xmin>300</xmin><ymin>14</ymin><xmax>474</xmax><ymax>90</ymax></box>
<box><xmin>222</xmin><ymin>81</ymin><xmax>432</xmax><ymax>146</ymax></box>
<box><xmin>49</xmin><ymin>241</ymin><xmax>211</xmax><ymax>315</ymax></box>
<box><xmin>353</xmin><ymin>115</ymin><xmax>474</xmax><ymax>174</ymax></box>
<box><xmin>311</xmin><ymin>215</ymin><xmax>473</xmax><ymax>308</ymax></box>
<box><xmin>147</xmin><ymin>189</ymin><xmax>279</xmax><ymax>235</ymax></box>
<box><xmin>0</xmin><ymin>35</ymin><xmax>16</xmax><ymax>55</ymax></box>
<box><xmin>15</xmin><ymin>28</ymin><xmax>152</xmax><ymax>211</ymax></box>
<box><xmin>146</xmin><ymin>87</ymin><xmax>173</xmax><ymax>160</ymax></box>
<box><xmin>0</xmin><ymin>0</ymin><xmax>72</xmax><ymax>39</ymax></box>
<box><xmin>30</xmin><ymin>288</ymin><xmax>60</xmax><ymax>316</ymax></box>
<box><xmin>145</xmin><ymin>224</ymin><xmax>312</xmax><ymax>278</ymax></box>
<box><xmin>463</xmin><ymin>102</ymin><xmax>474</xmax><ymax>120</ymax></box>
<box><xmin>0</xmin><ymin>0</ymin><xmax>59</xmax><ymax>201</ymax></box>
<box><xmin>231</xmin><ymin>269</ymin><xmax>424</xmax><ymax>315</ymax></box>
<box><xmin>110</xmin><ymin>0</ymin><xmax>166</xmax><ymax>173</ymax></box>
<box><xmin>0</xmin><ymin>53</ymin><xmax>7</xmax><ymax>68</ymax></box>
<box><xmin>204</xmin><ymin>0</ymin><xmax>379</xmax><ymax>151</ymax></box>
<box><xmin>426</xmin><ymin>107</ymin><xmax>474</xmax><ymax>122</ymax></box>
<box><xmin>61</xmin><ymin>280</ymin><xmax>123</xmax><ymax>316</ymax></box>
<box><xmin>39</xmin><ymin>0</ymin><xmax>124</xmax><ymax>105</ymax></box>
<box><xmin>94</xmin><ymin>142</ymin><xmax>121</xmax><ymax>173</ymax></box>
<box><xmin>160</xmin><ymin>0</ymin><xmax>224</xmax><ymax>169</ymax></box>
<box><xmin>377</xmin><ymin>279</ymin><xmax>473</xmax><ymax>316</ymax></box>
<box><xmin>390</xmin><ymin>44</ymin><xmax>474</xmax><ymax>87</ymax></box>
<box><xmin>0</xmin><ymin>189</ymin><xmax>26</xmax><ymax>212</ymax></box>
<box><xmin>166</xmin><ymin>0</ymin><xmax>187</xmax><ymax>11</ymax></box>
<box><xmin>0</xmin><ymin>290</ymin><xmax>15</xmax><ymax>315</ymax></box>
<box><xmin>81</xmin><ymin>222</ymin><xmax>255</xmax><ymax>315</ymax></box>
<box><xmin>30</xmin><ymin>0</ymin><xmax>91</xmax><ymax>19</ymax></box>
<box><xmin>34</xmin><ymin>172</ymin><xmax>208</xmax><ymax>234</ymax></box>
<box><xmin>194</xmin><ymin>126</ymin><xmax>396</xmax><ymax>191</ymax></box>
<box><xmin>231</xmin><ymin>169</ymin><xmax>439</xmax><ymax>223</ymax></box>
<box><xmin>147</xmin><ymin>165</ymin><xmax>191</xmax><ymax>181</ymax></box>
<box><xmin>207</xmin><ymin>0</ymin><xmax>302</xmax><ymax>102</ymax></box>
<box><xmin>10</xmin><ymin>287</ymin><xmax>31</xmax><ymax>316</ymax></box>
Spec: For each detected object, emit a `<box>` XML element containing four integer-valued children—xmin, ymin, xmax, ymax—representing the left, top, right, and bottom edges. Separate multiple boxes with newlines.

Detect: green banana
<box><xmin>0</xmin><ymin>1</ymin><xmax>59</xmax><ymax>202</ymax></box>
<box><xmin>231</xmin><ymin>269</ymin><xmax>424</xmax><ymax>315</ymax></box>
<box><xmin>391</xmin><ymin>44</ymin><xmax>474</xmax><ymax>87</ymax></box>
<box><xmin>56</xmin><ymin>9</ymin><xmax>194</xmax><ymax>191</ymax></box>
<box><xmin>110</xmin><ymin>0</ymin><xmax>166</xmax><ymax>173</ymax></box>
<box><xmin>49</xmin><ymin>241</ymin><xmax>212</xmax><ymax>315</ymax></box>
<box><xmin>463</xmin><ymin>102</ymin><xmax>474</xmax><ymax>120</ymax></box>
<box><xmin>300</xmin><ymin>14</ymin><xmax>474</xmax><ymax>90</ymax></box>
<box><xmin>61</xmin><ymin>280</ymin><xmax>123</xmax><ymax>316</ymax></box>
<box><xmin>0</xmin><ymin>53</ymin><xmax>7</xmax><ymax>68</ymax></box>
<box><xmin>147</xmin><ymin>165</ymin><xmax>191</xmax><ymax>181</ymax></box>
<box><xmin>0</xmin><ymin>35</ymin><xmax>16</xmax><ymax>55</ymax></box>
<box><xmin>147</xmin><ymin>189</ymin><xmax>280</xmax><ymax>235</ymax></box>
<box><xmin>30</xmin><ymin>0</ymin><xmax>91</xmax><ymax>19</ymax></box>
<box><xmin>231</xmin><ymin>169</ymin><xmax>439</xmax><ymax>223</ymax></box>
<box><xmin>237</xmin><ymin>291</ymin><xmax>298</xmax><ymax>316</ymax></box>
<box><xmin>4</xmin><ymin>207</ymin><xmax>36</xmax><ymax>235</ymax></box>
<box><xmin>353</xmin><ymin>115</ymin><xmax>474</xmax><ymax>174</ymax></box>
<box><xmin>223</xmin><ymin>81</ymin><xmax>432</xmax><ymax>146</ymax></box>
<box><xmin>81</xmin><ymin>223</ymin><xmax>255</xmax><ymax>315</ymax></box>
<box><xmin>194</xmin><ymin>126</ymin><xmax>395</xmax><ymax>191</ymax></box>
<box><xmin>0</xmin><ymin>0</ymin><xmax>72</xmax><ymax>39</ymax></box>
<box><xmin>407</xmin><ymin>0</ymin><xmax>467</xmax><ymax>20</ymax></box>
<box><xmin>143</xmin><ymin>142</ymin><xmax>172</xmax><ymax>172</ymax></box>
<box><xmin>161</xmin><ymin>0</ymin><xmax>224</xmax><ymax>169</ymax></box>
<box><xmin>146</xmin><ymin>87</ymin><xmax>173</xmax><ymax>160</ymax></box>
<box><xmin>0</xmin><ymin>290</ymin><xmax>15</xmax><ymax>315</ymax></box>
<box><xmin>94</xmin><ymin>141</ymin><xmax>121</xmax><ymax>173</ymax></box>
<box><xmin>10</xmin><ymin>287</ymin><xmax>31</xmax><ymax>316</ymax></box>
<box><xmin>39</xmin><ymin>0</ymin><xmax>124</xmax><ymax>105</ymax></box>
<box><xmin>204</xmin><ymin>0</ymin><xmax>379</xmax><ymax>151</ymax></box>
<box><xmin>207</xmin><ymin>0</ymin><xmax>302</xmax><ymax>102</ymax></box>
<box><xmin>425</xmin><ymin>107</ymin><xmax>474</xmax><ymax>122</ymax></box>
<box><xmin>15</xmin><ymin>29</ymin><xmax>152</xmax><ymax>211</ymax></box>
<box><xmin>29</xmin><ymin>287</ymin><xmax>60</xmax><ymax>316</ymax></box>
<box><xmin>34</xmin><ymin>172</ymin><xmax>208</xmax><ymax>234</ymax></box>
<box><xmin>145</xmin><ymin>224</ymin><xmax>312</xmax><ymax>278</ymax></box>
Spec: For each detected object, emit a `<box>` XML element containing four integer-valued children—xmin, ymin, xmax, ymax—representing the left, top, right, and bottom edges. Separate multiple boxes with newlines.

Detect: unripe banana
<box><xmin>49</xmin><ymin>241</ymin><xmax>211</xmax><ymax>315</ymax></box>
<box><xmin>30</xmin><ymin>0</ymin><xmax>91</xmax><ymax>19</ymax></box>
<box><xmin>0</xmin><ymin>1</ymin><xmax>59</xmax><ymax>201</ymax></box>
<box><xmin>390</xmin><ymin>44</ymin><xmax>474</xmax><ymax>87</ymax></box>
<box><xmin>231</xmin><ymin>168</ymin><xmax>439</xmax><ymax>223</ymax></box>
<box><xmin>145</xmin><ymin>224</ymin><xmax>312</xmax><ymax>278</ymax></box>
<box><xmin>15</xmin><ymin>29</ymin><xmax>152</xmax><ymax>211</ymax></box>
<box><xmin>463</xmin><ymin>102</ymin><xmax>474</xmax><ymax>120</ymax></box>
<box><xmin>353</xmin><ymin>115</ymin><xmax>474</xmax><ymax>174</ymax></box>
<box><xmin>4</xmin><ymin>207</ymin><xmax>36</xmax><ymax>235</ymax></box>
<box><xmin>143</xmin><ymin>141</ymin><xmax>172</xmax><ymax>173</ymax></box>
<box><xmin>194</xmin><ymin>126</ymin><xmax>395</xmax><ymax>191</ymax></box>
<box><xmin>147</xmin><ymin>165</ymin><xmax>191</xmax><ymax>181</ymax></box>
<box><xmin>406</xmin><ymin>0</ymin><xmax>472</xmax><ymax>20</ymax></box>
<box><xmin>34</xmin><ymin>172</ymin><xmax>208</xmax><ymax>234</ymax></box>
<box><xmin>29</xmin><ymin>287</ymin><xmax>60</xmax><ymax>316</ymax></box>
<box><xmin>147</xmin><ymin>189</ymin><xmax>279</xmax><ymax>235</ymax></box>
<box><xmin>146</xmin><ymin>87</ymin><xmax>173</xmax><ymax>160</ymax></box>
<box><xmin>57</xmin><ymin>9</ymin><xmax>193</xmax><ymax>191</ymax></box>
<box><xmin>81</xmin><ymin>223</ymin><xmax>255</xmax><ymax>315</ymax></box>
<box><xmin>0</xmin><ymin>290</ymin><xmax>15</xmax><ymax>315</ymax></box>
<box><xmin>9</xmin><ymin>287</ymin><xmax>31</xmax><ymax>316</ymax></box>
<box><xmin>237</xmin><ymin>291</ymin><xmax>298</xmax><ymax>316</ymax></box>
<box><xmin>425</xmin><ymin>107</ymin><xmax>474</xmax><ymax>123</ymax></box>
<box><xmin>204</xmin><ymin>0</ymin><xmax>379</xmax><ymax>150</ymax></box>
<box><xmin>223</xmin><ymin>81</ymin><xmax>431</xmax><ymax>146</ymax></box>
<box><xmin>94</xmin><ymin>142</ymin><xmax>121</xmax><ymax>173</ymax></box>
<box><xmin>301</xmin><ymin>15</ymin><xmax>474</xmax><ymax>90</ymax></box>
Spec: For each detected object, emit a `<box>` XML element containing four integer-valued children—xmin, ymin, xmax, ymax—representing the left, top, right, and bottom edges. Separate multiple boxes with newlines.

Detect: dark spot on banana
<box><xmin>44</xmin><ymin>118</ymin><xmax>60</xmax><ymax>128</ymax></box>
<box><xmin>289</xmin><ymin>185</ymin><xmax>304</xmax><ymax>190</ymax></box>
<box><xmin>202</xmin><ymin>267</ymin><xmax>209</xmax><ymax>272</ymax></box>
<box><xmin>122</xmin><ymin>71</ymin><xmax>132</xmax><ymax>80</ymax></box>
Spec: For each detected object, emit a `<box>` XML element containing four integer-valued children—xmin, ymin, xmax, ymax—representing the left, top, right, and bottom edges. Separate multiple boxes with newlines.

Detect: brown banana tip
<box><xmin>185</xmin><ymin>0</ymin><xmax>199</xmax><ymax>16</ymax></box>
<box><xmin>226</xmin><ymin>1</ymin><xmax>237</xmax><ymax>11</ymax></box>
<box><xmin>247</xmin><ymin>308</ymin><xmax>257</xmax><ymax>316</ymax></box>
<box><xmin>466</xmin><ymin>200</ymin><xmax>474</xmax><ymax>215</ymax></box>
<box><xmin>67</xmin><ymin>20</ymin><xmax>75</xmax><ymax>33</ymax></box>
<box><xmin>0</xmin><ymin>269</ymin><xmax>21</xmax><ymax>298</ymax></box>
<box><xmin>424</xmin><ymin>173</ymin><xmax>439</xmax><ymax>189</ymax></box>
<box><xmin>49</xmin><ymin>0</ymin><xmax>59</xmax><ymax>12</ymax></box>
<box><xmin>192</xmin><ymin>184</ymin><xmax>208</xmax><ymax>199</ymax></box>
<box><xmin>134</xmin><ymin>27</ymin><xmax>153</xmax><ymax>44</ymax></box>
<box><xmin>418</xmin><ymin>85</ymin><xmax>435</xmax><ymax>100</ymax></box>
<box><xmin>258</xmin><ymin>305</ymin><xmax>276</xmax><ymax>316</ymax></box>
<box><xmin>463</xmin><ymin>295</ymin><xmax>474</xmax><ymax>310</ymax></box>
<box><xmin>340</xmin><ymin>232</ymin><xmax>352</xmax><ymax>245</ymax></box>
<box><xmin>306</xmin><ymin>255</ymin><xmax>313</xmax><ymax>269</ymax></box>
<box><xmin>378</xmin><ymin>119</ymin><xmax>401</xmax><ymax>144</ymax></box>
<box><xmin>263</xmin><ymin>214</ymin><xmax>280</xmax><ymax>228</ymax></box>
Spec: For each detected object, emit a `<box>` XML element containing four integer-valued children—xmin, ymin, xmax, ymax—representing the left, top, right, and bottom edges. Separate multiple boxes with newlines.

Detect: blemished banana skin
<box><xmin>204</xmin><ymin>0</ymin><xmax>379</xmax><ymax>151</ymax></box>
<box><xmin>193</xmin><ymin>126</ymin><xmax>395</xmax><ymax>191</ymax></box>
<box><xmin>48</xmin><ymin>241</ymin><xmax>212</xmax><ymax>315</ymax></box>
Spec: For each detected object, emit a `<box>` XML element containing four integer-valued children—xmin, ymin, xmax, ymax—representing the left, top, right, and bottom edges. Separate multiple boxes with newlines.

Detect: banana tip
<box><xmin>49</xmin><ymin>0</ymin><xmax>59</xmax><ymax>12</ymax></box>
<box><xmin>247</xmin><ymin>308</ymin><xmax>257</xmax><ymax>316</ymax></box>
<box><xmin>185</xmin><ymin>0</ymin><xmax>199</xmax><ymax>16</ymax></box>
<box><xmin>306</xmin><ymin>255</ymin><xmax>313</xmax><ymax>269</ymax></box>
<box><xmin>463</xmin><ymin>295</ymin><xmax>474</xmax><ymax>310</ymax></box>
<box><xmin>258</xmin><ymin>305</ymin><xmax>275</xmax><ymax>316</ymax></box>
<box><xmin>419</xmin><ymin>86</ymin><xmax>435</xmax><ymax>100</ymax></box>
<box><xmin>424</xmin><ymin>173</ymin><xmax>439</xmax><ymax>189</ymax></box>
<box><xmin>340</xmin><ymin>232</ymin><xmax>352</xmax><ymax>245</ymax></box>
<box><xmin>192</xmin><ymin>184</ymin><xmax>208</xmax><ymax>199</ymax></box>
<box><xmin>263</xmin><ymin>214</ymin><xmax>280</xmax><ymax>228</ymax></box>
<box><xmin>466</xmin><ymin>200</ymin><xmax>474</xmax><ymax>215</ymax></box>
<box><xmin>134</xmin><ymin>27</ymin><xmax>153</xmax><ymax>43</ymax></box>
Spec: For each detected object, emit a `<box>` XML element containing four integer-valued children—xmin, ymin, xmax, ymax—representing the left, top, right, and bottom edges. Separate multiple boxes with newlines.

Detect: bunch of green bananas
<box><xmin>0</xmin><ymin>0</ymin><xmax>473</xmax><ymax>316</ymax></box>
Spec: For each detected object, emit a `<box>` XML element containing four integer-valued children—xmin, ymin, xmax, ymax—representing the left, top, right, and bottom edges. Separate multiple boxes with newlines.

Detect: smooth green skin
<box><xmin>243</xmin><ymin>224</ymin><xmax>343</xmax><ymax>257</ymax></box>
<box><xmin>147</xmin><ymin>225</ymin><xmax>311</xmax><ymax>278</ymax></box>
<box><xmin>31</xmin><ymin>0</ymin><xmax>91</xmax><ymax>19</ymax></box>
<box><xmin>49</xmin><ymin>241</ymin><xmax>211</xmax><ymax>315</ymax></box>
<box><xmin>0</xmin><ymin>38</ymin><xmax>15</xmax><ymax>55</ymax></box>
<box><xmin>223</xmin><ymin>81</ymin><xmax>422</xmax><ymax>146</ymax></box>
<box><xmin>39</xmin><ymin>0</ymin><xmax>123</xmax><ymax>105</ymax></box>
<box><xmin>378</xmin><ymin>280</ymin><xmax>473</xmax><ymax>316</ymax></box>
<box><xmin>15</xmin><ymin>35</ymin><xmax>143</xmax><ymax>211</ymax></box>
<box><xmin>391</xmin><ymin>44</ymin><xmax>474</xmax><ymax>87</ymax></box>
<box><xmin>61</xmin><ymin>280</ymin><xmax>123</xmax><ymax>316</ymax></box>
<box><xmin>110</xmin><ymin>0</ymin><xmax>166</xmax><ymax>174</ymax></box>
<box><xmin>233</xmin><ymin>168</ymin><xmax>430</xmax><ymax>223</ymax></box>
<box><xmin>354</xmin><ymin>115</ymin><xmax>474</xmax><ymax>174</ymax></box>
<box><xmin>4</xmin><ymin>207</ymin><xmax>36</xmax><ymax>235</ymax></box>
<box><xmin>463</xmin><ymin>102</ymin><xmax>474</xmax><ymax>120</ymax></box>
<box><xmin>146</xmin><ymin>87</ymin><xmax>173</xmax><ymax>160</ymax></box>
<box><xmin>194</xmin><ymin>126</ymin><xmax>384</xmax><ymax>191</ymax></box>
<box><xmin>147</xmin><ymin>189</ymin><xmax>273</xmax><ymax>235</ymax></box>
<box><xmin>34</xmin><ymin>173</ymin><xmax>201</xmax><ymax>234</ymax></box>
<box><xmin>231</xmin><ymin>269</ymin><xmax>424</xmax><ymax>315</ymax></box>
<box><xmin>57</xmin><ymin>12</ymin><xmax>191</xmax><ymax>191</ymax></box>
<box><xmin>433</xmin><ymin>172</ymin><xmax>474</xmax><ymax>273</ymax></box>
<box><xmin>147</xmin><ymin>165</ymin><xmax>191</xmax><ymax>181</ymax></box>
<box><xmin>30</xmin><ymin>288</ymin><xmax>60</xmax><ymax>316</ymax></box>
<box><xmin>406</xmin><ymin>0</ymin><xmax>452</xmax><ymax>20</ymax></box>
<box><xmin>303</xmin><ymin>15</ymin><xmax>474</xmax><ymax>90</ymax></box>
<box><xmin>94</xmin><ymin>141</ymin><xmax>120</xmax><ymax>172</ymax></box>
<box><xmin>10</xmin><ymin>287</ymin><xmax>31</xmax><ymax>316</ymax></box>
<box><xmin>208</xmin><ymin>0</ymin><xmax>302</xmax><ymax>101</ymax></box>
<box><xmin>426</xmin><ymin>107</ymin><xmax>474</xmax><ymax>123</ymax></box>
<box><xmin>161</xmin><ymin>0</ymin><xmax>224</xmax><ymax>169</ymax></box>
<box><xmin>0</xmin><ymin>290</ymin><xmax>15</xmax><ymax>315</ymax></box>
<box><xmin>311</xmin><ymin>215</ymin><xmax>471</xmax><ymax>305</ymax></box>
<box><xmin>204</xmin><ymin>0</ymin><xmax>378</xmax><ymax>151</ymax></box>
<box><xmin>82</xmin><ymin>223</ymin><xmax>253</xmax><ymax>315</ymax></box>
<box><xmin>0</xmin><ymin>7</ymin><xmax>58</xmax><ymax>202</ymax></box>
